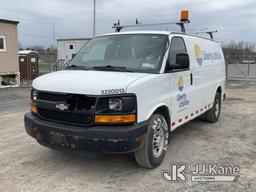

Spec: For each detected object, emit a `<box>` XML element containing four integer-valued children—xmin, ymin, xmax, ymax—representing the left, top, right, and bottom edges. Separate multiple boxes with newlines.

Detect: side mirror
<box><xmin>176</xmin><ymin>53</ymin><xmax>190</xmax><ymax>69</ymax></box>
<box><xmin>168</xmin><ymin>53</ymin><xmax>190</xmax><ymax>70</ymax></box>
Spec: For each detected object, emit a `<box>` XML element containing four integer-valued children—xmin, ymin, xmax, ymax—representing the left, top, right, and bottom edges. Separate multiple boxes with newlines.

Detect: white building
<box><xmin>57</xmin><ymin>38</ymin><xmax>91</xmax><ymax>61</ymax></box>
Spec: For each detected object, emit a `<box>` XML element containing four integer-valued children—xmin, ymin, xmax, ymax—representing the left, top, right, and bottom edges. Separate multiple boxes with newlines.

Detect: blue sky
<box><xmin>1</xmin><ymin>0</ymin><xmax>256</xmax><ymax>47</ymax></box>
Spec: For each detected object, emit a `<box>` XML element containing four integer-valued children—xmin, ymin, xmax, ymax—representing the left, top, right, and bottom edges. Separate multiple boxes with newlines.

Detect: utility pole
<box><xmin>93</xmin><ymin>0</ymin><xmax>96</xmax><ymax>36</ymax></box>
<box><xmin>52</xmin><ymin>22</ymin><xmax>56</xmax><ymax>48</ymax></box>
<box><xmin>244</xmin><ymin>44</ymin><xmax>246</xmax><ymax>60</ymax></box>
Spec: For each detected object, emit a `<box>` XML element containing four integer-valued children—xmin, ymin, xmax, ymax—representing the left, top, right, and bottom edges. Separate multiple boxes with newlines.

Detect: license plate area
<box><xmin>48</xmin><ymin>131</ymin><xmax>79</xmax><ymax>149</ymax></box>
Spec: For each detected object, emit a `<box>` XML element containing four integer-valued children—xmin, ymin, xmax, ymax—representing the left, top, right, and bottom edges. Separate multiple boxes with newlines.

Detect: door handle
<box><xmin>190</xmin><ymin>73</ymin><xmax>193</xmax><ymax>85</ymax></box>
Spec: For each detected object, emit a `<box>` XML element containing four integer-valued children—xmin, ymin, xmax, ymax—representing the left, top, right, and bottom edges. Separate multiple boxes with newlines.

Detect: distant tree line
<box><xmin>222</xmin><ymin>41</ymin><xmax>256</xmax><ymax>64</ymax></box>
<box><xmin>19</xmin><ymin>43</ymin><xmax>57</xmax><ymax>53</ymax></box>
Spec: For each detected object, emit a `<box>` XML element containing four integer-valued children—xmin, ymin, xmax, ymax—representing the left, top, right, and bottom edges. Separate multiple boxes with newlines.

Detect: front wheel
<box><xmin>135</xmin><ymin>114</ymin><xmax>169</xmax><ymax>168</ymax></box>
<box><xmin>205</xmin><ymin>92</ymin><xmax>221</xmax><ymax>123</ymax></box>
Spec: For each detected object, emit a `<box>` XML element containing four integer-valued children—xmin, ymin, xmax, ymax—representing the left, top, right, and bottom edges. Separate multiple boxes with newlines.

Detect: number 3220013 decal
<box><xmin>101</xmin><ymin>89</ymin><xmax>125</xmax><ymax>95</ymax></box>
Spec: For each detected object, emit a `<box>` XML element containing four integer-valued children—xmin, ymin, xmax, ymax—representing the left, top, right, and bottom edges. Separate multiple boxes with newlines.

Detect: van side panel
<box><xmin>167</xmin><ymin>34</ymin><xmax>225</xmax><ymax>130</ymax></box>
<box><xmin>129</xmin><ymin>35</ymin><xmax>226</xmax><ymax>128</ymax></box>
<box><xmin>184</xmin><ymin>36</ymin><xmax>225</xmax><ymax>116</ymax></box>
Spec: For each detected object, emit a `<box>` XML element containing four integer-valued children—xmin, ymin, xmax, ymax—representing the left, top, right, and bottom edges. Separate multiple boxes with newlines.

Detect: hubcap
<box><xmin>152</xmin><ymin>118</ymin><xmax>167</xmax><ymax>158</ymax></box>
<box><xmin>215</xmin><ymin>98</ymin><xmax>220</xmax><ymax>117</ymax></box>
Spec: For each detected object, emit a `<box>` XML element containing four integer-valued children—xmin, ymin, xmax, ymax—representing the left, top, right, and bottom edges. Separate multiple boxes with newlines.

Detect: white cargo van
<box><xmin>25</xmin><ymin>11</ymin><xmax>226</xmax><ymax>168</ymax></box>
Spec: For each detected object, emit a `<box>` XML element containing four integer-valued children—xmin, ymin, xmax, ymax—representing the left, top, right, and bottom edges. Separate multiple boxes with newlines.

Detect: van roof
<box><xmin>97</xmin><ymin>31</ymin><xmax>218</xmax><ymax>43</ymax></box>
<box><xmin>99</xmin><ymin>31</ymin><xmax>171</xmax><ymax>36</ymax></box>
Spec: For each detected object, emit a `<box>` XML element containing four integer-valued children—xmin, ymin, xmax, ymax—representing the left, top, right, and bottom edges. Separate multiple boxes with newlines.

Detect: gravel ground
<box><xmin>0</xmin><ymin>81</ymin><xmax>256</xmax><ymax>192</ymax></box>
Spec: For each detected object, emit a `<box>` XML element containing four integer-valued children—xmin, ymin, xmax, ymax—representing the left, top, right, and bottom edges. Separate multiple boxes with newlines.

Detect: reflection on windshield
<box><xmin>70</xmin><ymin>34</ymin><xmax>168</xmax><ymax>73</ymax></box>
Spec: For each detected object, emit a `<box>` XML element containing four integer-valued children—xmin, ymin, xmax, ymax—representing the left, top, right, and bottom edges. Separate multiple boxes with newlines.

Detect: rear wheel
<box><xmin>135</xmin><ymin>114</ymin><xmax>169</xmax><ymax>168</ymax></box>
<box><xmin>205</xmin><ymin>92</ymin><xmax>221</xmax><ymax>123</ymax></box>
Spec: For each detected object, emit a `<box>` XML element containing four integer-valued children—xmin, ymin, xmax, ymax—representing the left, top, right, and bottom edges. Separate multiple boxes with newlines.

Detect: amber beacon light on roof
<box><xmin>180</xmin><ymin>10</ymin><xmax>189</xmax><ymax>22</ymax></box>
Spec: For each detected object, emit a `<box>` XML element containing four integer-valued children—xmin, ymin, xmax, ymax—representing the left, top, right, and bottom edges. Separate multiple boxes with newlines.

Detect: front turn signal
<box><xmin>31</xmin><ymin>103</ymin><xmax>38</xmax><ymax>113</ymax></box>
<box><xmin>95</xmin><ymin>114</ymin><xmax>136</xmax><ymax>123</ymax></box>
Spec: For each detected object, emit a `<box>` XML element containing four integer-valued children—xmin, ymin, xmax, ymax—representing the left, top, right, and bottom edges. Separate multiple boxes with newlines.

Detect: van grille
<box><xmin>38</xmin><ymin>108</ymin><xmax>93</xmax><ymax>125</ymax></box>
<box><xmin>38</xmin><ymin>92</ymin><xmax>69</xmax><ymax>102</ymax></box>
<box><xmin>36</xmin><ymin>91</ymin><xmax>97</xmax><ymax>126</ymax></box>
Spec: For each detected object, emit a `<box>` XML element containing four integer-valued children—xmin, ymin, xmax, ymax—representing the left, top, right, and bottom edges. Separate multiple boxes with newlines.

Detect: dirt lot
<box><xmin>0</xmin><ymin>81</ymin><xmax>256</xmax><ymax>192</ymax></box>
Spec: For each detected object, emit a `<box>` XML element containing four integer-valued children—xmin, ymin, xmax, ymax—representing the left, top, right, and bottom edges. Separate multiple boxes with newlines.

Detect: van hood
<box><xmin>32</xmin><ymin>70</ymin><xmax>149</xmax><ymax>95</ymax></box>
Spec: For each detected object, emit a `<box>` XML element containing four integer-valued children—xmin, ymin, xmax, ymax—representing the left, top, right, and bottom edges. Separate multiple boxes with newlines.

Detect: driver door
<box><xmin>167</xmin><ymin>36</ymin><xmax>192</xmax><ymax>130</ymax></box>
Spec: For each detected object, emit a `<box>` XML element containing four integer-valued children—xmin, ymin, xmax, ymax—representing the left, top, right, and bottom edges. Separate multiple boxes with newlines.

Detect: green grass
<box><xmin>39</xmin><ymin>63</ymin><xmax>54</xmax><ymax>68</ymax></box>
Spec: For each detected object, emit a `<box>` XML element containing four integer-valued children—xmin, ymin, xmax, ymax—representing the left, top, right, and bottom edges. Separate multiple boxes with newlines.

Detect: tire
<box><xmin>135</xmin><ymin>114</ymin><xmax>169</xmax><ymax>168</ymax></box>
<box><xmin>205</xmin><ymin>92</ymin><xmax>221</xmax><ymax>123</ymax></box>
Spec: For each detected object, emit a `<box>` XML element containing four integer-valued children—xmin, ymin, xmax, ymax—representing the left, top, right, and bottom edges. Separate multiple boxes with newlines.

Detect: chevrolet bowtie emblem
<box><xmin>55</xmin><ymin>103</ymin><xmax>69</xmax><ymax>111</ymax></box>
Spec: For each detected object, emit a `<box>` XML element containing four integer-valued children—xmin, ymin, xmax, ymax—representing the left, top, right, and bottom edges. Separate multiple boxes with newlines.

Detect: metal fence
<box><xmin>227</xmin><ymin>63</ymin><xmax>256</xmax><ymax>80</ymax></box>
<box><xmin>38</xmin><ymin>51</ymin><xmax>57</xmax><ymax>75</ymax></box>
<box><xmin>225</xmin><ymin>55</ymin><xmax>256</xmax><ymax>80</ymax></box>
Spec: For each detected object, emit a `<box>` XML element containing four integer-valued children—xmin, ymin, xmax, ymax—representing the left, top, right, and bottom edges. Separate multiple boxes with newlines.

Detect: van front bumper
<box><xmin>24</xmin><ymin>113</ymin><xmax>148</xmax><ymax>153</ymax></box>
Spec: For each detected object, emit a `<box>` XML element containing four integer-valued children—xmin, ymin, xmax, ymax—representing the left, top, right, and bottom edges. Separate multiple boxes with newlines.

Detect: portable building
<box><xmin>57</xmin><ymin>38</ymin><xmax>90</xmax><ymax>61</ymax></box>
<box><xmin>0</xmin><ymin>19</ymin><xmax>19</xmax><ymax>87</ymax></box>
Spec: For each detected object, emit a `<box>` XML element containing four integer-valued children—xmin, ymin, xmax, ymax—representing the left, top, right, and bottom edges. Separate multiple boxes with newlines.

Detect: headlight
<box><xmin>32</xmin><ymin>90</ymin><xmax>38</xmax><ymax>101</ymax></box>
<box><xmin>109</xmin><ymin>98</ymin><xmax>122</xmax><ymax>111</ymax></box>
<box><xmin>96</xmin><ymin>95</ymin><xmax>136</xmax><ymax>114</ymax></box>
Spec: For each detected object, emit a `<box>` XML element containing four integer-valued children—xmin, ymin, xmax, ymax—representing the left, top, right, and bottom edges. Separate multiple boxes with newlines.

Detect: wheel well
<box><xmin>154</xmin><ymin>106</ymin><xmax>171</xmax><ymax>143</ymax></box>
<box><xmin>217</xmin><ymin>86</ymin><xmax>222</xmax><ymax>95</ymax></box>
<box><xmin>154</xmin><ymin>106</ymin><xmax>170</xmax><ymax>125</ymax></box>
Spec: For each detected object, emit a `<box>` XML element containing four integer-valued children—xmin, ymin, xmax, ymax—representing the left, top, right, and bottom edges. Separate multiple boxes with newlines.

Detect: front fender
<box><xmin>144</xmin><ymin>103</ymin><xmax>170</xmax><ymax>121</ymax></box>
<box><xmin>126</xmin><ymin>74</ymin><xmax>172</xmax><ymax>123</ymax></box>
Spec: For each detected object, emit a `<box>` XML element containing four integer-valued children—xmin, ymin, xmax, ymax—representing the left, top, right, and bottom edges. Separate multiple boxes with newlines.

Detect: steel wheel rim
<box><xmin>152</xmin><ymin>118</ymin><xmax>166</xmax><ymax>158</ymax></box>
<box><xmin>215</xmin><ymin>98</ymin><xmax>220</xmax><ymax>117</ymax></box>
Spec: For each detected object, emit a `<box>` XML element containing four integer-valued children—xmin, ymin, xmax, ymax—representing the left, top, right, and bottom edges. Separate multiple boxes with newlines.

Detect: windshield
<box><xmin>69</xmin><ymin>34</ymin><xmax>169</xmax><ymax>73</ymax></box>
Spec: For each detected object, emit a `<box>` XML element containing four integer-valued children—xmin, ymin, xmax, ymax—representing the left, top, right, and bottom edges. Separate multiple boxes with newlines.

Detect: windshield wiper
<box><xmin>65</xmin><ymin>65</ymin><xmax>90</xmax><ymax>70</ymax></box>
<box><xmin>92</xmin><ymin>65</ymin><xmax>134</xmax><ymax>72</ymax></box>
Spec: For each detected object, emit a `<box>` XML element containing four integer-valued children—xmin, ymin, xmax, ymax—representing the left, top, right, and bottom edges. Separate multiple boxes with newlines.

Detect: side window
<box><xmin>168</xmin><ymin>37</ymin><xmax>187</xmax><ymax>65</ymax></box>
<box><xmin>0</xmin><ymin>36</ymin><xmax>6</xmax><ymax>52</ymax></box>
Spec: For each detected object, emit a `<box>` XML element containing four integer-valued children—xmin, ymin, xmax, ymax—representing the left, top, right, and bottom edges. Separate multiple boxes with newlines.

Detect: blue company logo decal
<box><xmin>178</xmin><ymin>76</ymin><xmax>184</xmax><ymax>92</ymax></box>
<box><xmin>194</xmin><ymin>44</ymin><xmax>203</xmax><ymax>66</ymax></box>
<box><xmin>194</xmin><ymin>43</ymin><xmax>222</xmax><ymax>66</ymax></box>
<box><xmin>177</xmin><ymin>76</ymin><xmax>189</xmax><ymax>109</ymax></box>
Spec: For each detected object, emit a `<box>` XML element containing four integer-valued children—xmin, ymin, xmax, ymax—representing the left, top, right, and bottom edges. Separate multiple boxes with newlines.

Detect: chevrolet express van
<box><xmin>24</xmin><ymin>15</ymin><xmax>226</xmax><ymax>168</ymax></box>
